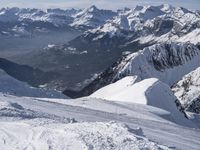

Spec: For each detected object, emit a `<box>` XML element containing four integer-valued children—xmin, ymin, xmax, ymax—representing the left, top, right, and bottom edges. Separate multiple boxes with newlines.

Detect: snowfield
<box><xmin>0</xmin><ymin>121</ymin><xmax>170</xmax><ymax>150</ymax></box>
<box><xmin>90</xmin><ymin>77</ymin><xmax>196</xmax><ymax>127</ymax></box>
<box><xmin>0</xmin><ymin>93</ymin><xmax>200</xmax><ymax>150</ymax></box>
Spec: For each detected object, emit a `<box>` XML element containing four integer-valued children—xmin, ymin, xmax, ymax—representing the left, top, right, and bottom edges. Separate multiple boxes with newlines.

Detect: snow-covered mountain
<box><xmin>172</xmin><ymin>67</ymin><xmax>200</xmax><ymax>113</ymax></box>
<box><xmin>0</xmin><ymin>6</ymin><xmax>117</xmax><ymax>37</ymax></box>
<box><xmin>87</xmin><ymin>4</ymin><xmax>200</xmax><ymax>41</ymax></box>
<box><xmin>0</xmin><ymin>7</ymin><xmax>80</xmax><ymax>23</ymax></box>
<box><xmin>66</xmin><ymin>42</ymin><xmax>200</xmax><ymax>97</ymax></box>
<box><xmin>2</xmin><ymin>5</ymin><xmax>199</xmax><ymax>92</ymax></box>
<box><xmin>0</xmin><ymin>4</ymin><xmax>200</xmax><ymax>149</ymax></box>
<box><xmin>1</xmin><ymin>4</ymin><xmax>199</xmax><ymax>38</ymax></box>
<box><xmin>113</xmin><ymin>42</ymin><xmax>200</xmax><ymax>86</ymax></box>
<box><xmin>73</xmin><ymin>4</ymin><xmax>200</xmax><ymax>57</ymax></box>
<box><xmin>71</xmin><ymin>5</ymin><xmax>117</xmax><ymax>29</ymax></box>
<box><xmin>0</xmin><ymin>7</ymin><xmax>79</xmax><ymax>37</ymax></box>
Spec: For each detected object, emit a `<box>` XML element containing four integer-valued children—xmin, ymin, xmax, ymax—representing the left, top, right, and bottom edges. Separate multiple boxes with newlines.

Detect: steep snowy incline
<box><xmin>172</xmin><ymin>67</ymin><xmax>200</xmax><ymax>113</ymax></box>
<box><xmin>116</xmin><ymin>42</ymin><xmax>200</xmax><ymax>86</ymax></box>
<box><xmin>177</xmin><ymin>29</ymin><xmax>200</xmax><ymax>44</ymax></box>
<box><xmin>0</xmin><ymin>69</ymin><xmax>66</xmax><ymax>98</ymax></box>
<box><xmin>90</xmin><ymin>76</ymin><xmax>141</xmax><ymax>100</ymax></box>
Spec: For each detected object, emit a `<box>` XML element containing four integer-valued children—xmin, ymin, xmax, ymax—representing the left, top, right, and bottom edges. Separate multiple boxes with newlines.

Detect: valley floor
<box><xmin>0</xmin><ymin>93</ymin><xmax>200</xmax><ymax>150</ymax></box>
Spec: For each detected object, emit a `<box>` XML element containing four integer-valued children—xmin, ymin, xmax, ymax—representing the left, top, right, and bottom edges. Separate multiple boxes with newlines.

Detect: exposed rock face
<box><xmin>172</xmin><ymin>67</ymin><xmax>200</xmax><ymax>113</ymax></box>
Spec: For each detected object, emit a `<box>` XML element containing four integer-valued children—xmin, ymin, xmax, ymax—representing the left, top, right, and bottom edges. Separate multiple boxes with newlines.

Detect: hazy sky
<box><xmin>0</xmin><ymin>0</ymin><xmax>199</xmax><ymax>10</ymax></box>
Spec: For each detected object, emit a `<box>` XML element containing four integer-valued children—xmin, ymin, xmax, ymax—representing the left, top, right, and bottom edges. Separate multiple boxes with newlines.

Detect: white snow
<box><xmin>0</xmin><ymin>120</ymin><xmax>171</xmax><ymax>150</ymax></box>
<box><xmin>116</xmin><ymin>42</ymin><xmax>200</xmax><ymax>86</ymax></box>
<box><xmin>0</xmin><ymin>93</ymin><xmax>199</xmax><ymax>149</ymax></box>
<box><xmin>178</xmin><ymin>29</ymin><xmax>200</xmax><ymax>44</ymax></box>
<box><xmin>71</xmin><ymin>6</ymin><xmax>116</xmax><ymax>28</ymax></box>
<box><xmin>0</xmin><ymin>4</ymin><xmax>200</xmax><ymax>150</ymax></box>
<box><xmin>89</xmin><ymin>4</ymin><xmax>200</xmax><ymax>44</ymax></box>
<box><xmin>91</xmin><ymin>77</ymin><xmax>193</xmax><ymax>127</ymax></box>
<box><xmin>47</xmin><ymin>44</ymin><xmax>56</xmax><ymax>48</ymax></box>
<box><xmin>91</xmin><ymin>76</ymin><xmax>140</xmax><ymax>100</ymax></box>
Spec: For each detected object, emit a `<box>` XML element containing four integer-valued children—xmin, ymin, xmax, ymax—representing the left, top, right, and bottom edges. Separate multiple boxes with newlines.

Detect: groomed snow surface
<box><xmin>0</xmin><ymin>85</ymin><xmax>200</xmax><ymax>150</ymax></box>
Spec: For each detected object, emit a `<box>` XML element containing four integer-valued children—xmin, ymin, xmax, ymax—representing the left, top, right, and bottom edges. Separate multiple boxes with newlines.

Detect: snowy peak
<box><xmin>159</xmin><ymin>4</ymin><xmax>174</xmax><ymax>13</ymax></box>
<box><xmin>0</xmin><ymin>5</ymin><xmax>199</xmax><ymax>37</ymax></box>
<box><xmin>0</xmin><ymin>7</ymin><xmax>19</xmax><ymax>22</ymax></box>
<box><xmin>87</xmin><ymin>4</ymin><xmax>200</xmax><ymax>42</ymax></box>
<box><xmin>71</xmin><ymin>5</ymin><xmax>117</xmax><ymax>29</ymax></box>
<box><xmin>0</xmin><ymin>7</ymin><xmax>81</xmax><ymax>37</ymax></box>
<box><xmin>87</xmin><ymin>5</ymin><xmax>98</xmax><ymax>12</ymax></box>
<box><xmin>0</xmin><ymin>6</ymin><xmax>118</xmax><ymax>36</ymax></box>
<box><xmin>137</xmin><ymin>5</ymin><xmax>165</xmax><ymax>20</ymax></box>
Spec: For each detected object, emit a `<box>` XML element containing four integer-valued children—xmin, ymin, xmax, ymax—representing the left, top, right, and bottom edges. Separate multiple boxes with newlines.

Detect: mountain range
<box><xmin>0</xmin><ymin>4</ymin><xmax>200</xmax><ymax>149</ymax></box>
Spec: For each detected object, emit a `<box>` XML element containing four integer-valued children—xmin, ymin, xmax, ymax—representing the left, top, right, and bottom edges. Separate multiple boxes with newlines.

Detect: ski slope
<box><xmin>0</xmin><ymin>93</ymin><xmax>200</xmax><ymax>150</ymax></box>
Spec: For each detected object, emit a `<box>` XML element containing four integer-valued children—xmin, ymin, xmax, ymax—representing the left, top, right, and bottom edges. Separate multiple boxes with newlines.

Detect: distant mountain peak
<box><xmin>88</xmin><ymin>5</ymin><xmax>98</xmax><ymax>12</ymax></box>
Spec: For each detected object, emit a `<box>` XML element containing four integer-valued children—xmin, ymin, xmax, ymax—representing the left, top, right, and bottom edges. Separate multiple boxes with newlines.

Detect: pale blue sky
<box><xmin>0</xmin><ymin>0</ymin><xmax>199</xmax><ymax>10</ymax></box>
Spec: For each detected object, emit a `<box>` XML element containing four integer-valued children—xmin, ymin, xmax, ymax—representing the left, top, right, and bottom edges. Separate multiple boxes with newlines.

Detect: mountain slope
<box><xmin>70</xmin><ymin>4</ymin><xmax>200</xmax><ymax>55</ymax></box>
<box><xmin>4</xmin><ymin>5</ymin><xmax>199</xmax><ymax>93</ymax></box>
<box><xmin>65</xmin><ymin>42</ymin><xmax>200</xmax><ymax>97</ymax></box>
<box><xmin>0</xmin><ymin>69</ymin><xmax>66</xmax><ymax>98</ymax></box>
<box><xmin>172</xmin><ymin>67</ymin><xmax>200</xmax><ymax>113</ymax></box>
<box><xmin>93</xmin><ymin>4</ymin><xmax>200</xmax><ymax>41</ymax></box>
<box><xmin>0</xmin><ymin>93</ymin><xmax>200</xmax><ymax>149</ymax></box>
<box><xmin>114</xmin><ymin>42</ymin><xmax>200</xmax><ymax>86</ymax></box>
<box><xmin>71</xmin><ymin>5</ymin><xmax>117</xmax><ymax>29</ymax></box>
<box><xmin>0</xmin><ymin>6</ymin><xmax>117</xmax><ymax>37</ymax></box>
<box><xmin>0</xmin><ymin>57</ymin><xmax>65</xmax><ymax>90</ymax></box>
<box><xmin>0</xmin><ymin>8</ymin><xmax>75</xmax><ymax>37</ymax></box>
<box><xmin>90</xmin><ymin>77</ymin><xmax>191</xmax><ymax>126</ymax></box>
